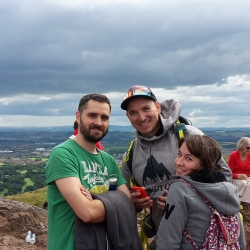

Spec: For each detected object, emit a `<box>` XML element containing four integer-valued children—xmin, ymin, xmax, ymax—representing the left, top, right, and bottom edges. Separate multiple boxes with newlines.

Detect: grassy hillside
<box><xmin>6</xmin><ymin>186</ymin><xmax>47</xmax><ymax>208</ymax></box>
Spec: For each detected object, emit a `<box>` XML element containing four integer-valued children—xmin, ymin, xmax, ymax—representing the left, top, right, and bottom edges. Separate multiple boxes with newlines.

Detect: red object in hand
<box><xmin>131</xmin><ymin>186</ymin><xmax>149</xmax><ymax>198</ymax></box>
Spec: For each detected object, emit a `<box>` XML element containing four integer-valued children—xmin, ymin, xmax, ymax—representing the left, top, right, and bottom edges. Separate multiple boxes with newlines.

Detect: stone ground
<box><xmin>241</xmin><ymin>202</ymin><xmax>250</xmax><ymax>249</ymax></box>
<box><xmin>0</xmin><ymin>198</ymin><xmax>47</xmax><ymax>249</ymax></box>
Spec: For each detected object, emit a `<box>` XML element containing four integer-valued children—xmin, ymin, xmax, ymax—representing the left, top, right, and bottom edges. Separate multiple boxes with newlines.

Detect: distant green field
<box><xmin>0</xmin><ymin>163</ymin><xmax>4</xmax><ymax>166</ymax></box>
<box><xmin>28</xmin><ymin>158</ymin><xmax>36</xmax><ymax>161</ymax></box>
<box><xmin>22</xmin><ymin>178</ymin><xmax>35</xmax><ymax>192</ymax></box>
<box><xmin>107</xmin><ymin>145</ymin><xmax>129</xmax><ymax>150</ymax></box>
<box><xmin>25</xmin><ymin>178</ymin><xmax>34</xmax><ymax>186</ymax></box>
<box><xmin>105</xmin><ymin>146</ymin><xmax>128</xmax><ymax>150</ymax></box>
<box><xmin>28</xmin><ymin>157</ymin><xmax>48</xmax><ymax>161</ymax></box>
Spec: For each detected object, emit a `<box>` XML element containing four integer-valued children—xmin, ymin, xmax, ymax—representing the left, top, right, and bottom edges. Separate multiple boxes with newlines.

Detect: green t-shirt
<box><xmin>45</xmin><ymin>139</ymin><xmax>126</xmax><ymax>250</ymax></box>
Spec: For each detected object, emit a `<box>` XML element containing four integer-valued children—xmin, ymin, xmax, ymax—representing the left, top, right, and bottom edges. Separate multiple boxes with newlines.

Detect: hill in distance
<box><xmin>0</xmin><ymin>125</ymin><xmax>250</xmax><ymax>132</ymax></box>
<box><xmin>0</xmin><ymin>125</ymin><xmax>136</xmax><ymax>132</ymax></box>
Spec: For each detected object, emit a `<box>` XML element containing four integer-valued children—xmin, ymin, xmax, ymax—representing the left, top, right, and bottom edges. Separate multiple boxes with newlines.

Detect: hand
<box><xmin>238</xmin><ymin>174</ymin><xmax>248</xmax><ymax>180</ymax></box>
<box><xmin>131</xmin><ymin>190</ymin><xmax>153</xmax><ymax>209</ymax></box>
<box><xmin>157</xmin><ymin>190</ymin><xmax>168</xmax><ymax>210</ymax></box>
<box><xmin>80</xmin><ymin>185</ymin><xmax>93</xmax><ymax>201</ymax></box>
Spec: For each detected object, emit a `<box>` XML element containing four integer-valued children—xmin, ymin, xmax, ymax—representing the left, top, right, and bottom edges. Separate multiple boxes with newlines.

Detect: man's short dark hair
<box><xmin>78</xmin><ymin>94</ymin><xmax>111</xmax><ymax>113</ymax></box>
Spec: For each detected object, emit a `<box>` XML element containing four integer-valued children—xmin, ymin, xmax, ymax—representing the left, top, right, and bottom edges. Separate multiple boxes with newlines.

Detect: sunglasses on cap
<box><xmin>121</xmin><ymin>85</ymin><xmax>157</xmax><ymax>110</ymax></box>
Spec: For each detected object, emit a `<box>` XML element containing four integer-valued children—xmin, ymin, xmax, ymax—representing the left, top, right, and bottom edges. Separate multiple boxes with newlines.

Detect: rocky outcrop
<box><xmin>0</xmin><ymin>197</ymin><xmax>47</xmax><ymax>249</ymax></box>
<box><xmin>241</xmin><ymin>202</ymin><xmax>250</xmax><ymax>249</ymax></box>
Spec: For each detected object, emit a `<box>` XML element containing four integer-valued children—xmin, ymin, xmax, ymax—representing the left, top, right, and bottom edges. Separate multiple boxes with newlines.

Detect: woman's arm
<box><xmin>155</xmin><ymin>183</ymin><xmax>188</xmax><ymax>250</ymax></box>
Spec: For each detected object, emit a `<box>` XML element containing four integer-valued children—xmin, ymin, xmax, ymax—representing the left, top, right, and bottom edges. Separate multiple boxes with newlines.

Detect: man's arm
<box><xmin>156</xmin><ymin>183</ymin><xmax>188</xmax><ymax>250</ymax></box>
<box><xmin>117</xmin><ymin>183</ymin><xmax>132</xmax><ymax>200</ymax></box>
<box><xmin>56</xmin><ymin>177</ymin><xmax>105</xmax><ymax>223</ymax></box>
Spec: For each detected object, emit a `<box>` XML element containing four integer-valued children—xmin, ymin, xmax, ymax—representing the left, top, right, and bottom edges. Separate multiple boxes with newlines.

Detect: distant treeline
<box><xmin>0</xmin><ymin>163</ymin><xmax>45</xmax><ymax>196</ymax></box>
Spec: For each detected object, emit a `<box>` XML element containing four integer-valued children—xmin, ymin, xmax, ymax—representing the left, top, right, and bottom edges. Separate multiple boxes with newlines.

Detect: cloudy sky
<box><xmin>0</xmin><ymin>0</ymin><xmax>249</xmax><ymax>129</ymax></box>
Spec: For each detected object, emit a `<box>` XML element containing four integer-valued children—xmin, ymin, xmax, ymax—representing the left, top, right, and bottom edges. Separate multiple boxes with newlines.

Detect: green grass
<box><xmin>223</xmin><ymin>155</ymin><xmax>229</xmax><ymax>163</ymax></box>
<box><xmin>107</xmin><ymin>146</ymin><xmax>128</xmax><ymax>150</ymax></box>
<box><xmin>22</xmin><ymin>178</ymin><xmax>35</xmax><ymax>192</ymax></box>
<box><xmin>0</xmin><ymin>188</ymin><xmax>8</xmax><ymax>197</ymax></box>
<box><xmin>0</xmin><ymin>162</ymin><xmax>4</xmax><ymax>166</ymax></box>
<box><xmin>28</xmin><ymin>158</ymin><xmax>36</xmax><ymax>161</ymax></box>
<box><xmin>28</xmin><ymin>157</ymin><xmax>48</xmax><ymax>162</ymax></box>
<box><xmin>6</xmin><ymin>187</ymin><xmax>47</xmax><ymax>208</ymax></box>
<box><xmin>24</xmin><ymin>177</ymin><xmax>34</xmax><ymax>185</ymax></box>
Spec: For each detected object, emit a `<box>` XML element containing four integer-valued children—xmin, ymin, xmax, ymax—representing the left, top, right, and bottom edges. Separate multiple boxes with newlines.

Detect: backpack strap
<box><xmin>123</xmin><ymin>138</ymin><xmax>136</xmax><ymax>172</ymax></box>
<box><xmin>123</xmin><ymin>138</ymin><xmax>138</xmax><ymax>187</ymax></box>
<box><xmin>172</xmin><ymin>178</ymin><xmax>214</xmax><ymax>210</ymax></box>
<box><xmin>183</xmin><ymin>229</ymin><xmax>200</xmax><ymax>250</ymax></box>
<box><xmin>174</xmin><ymin>119</ymin><xmax>188</xmax><ymax>140</ymax></box>
<box><xmin>178</xmin><ymin>115</ymin><xmax>192</xmax><ymax>125</ymax></box>
<box><xmin>172</xmin><ymin>178</ymin><xmax>215</xmax><ymax>249</ymax></box>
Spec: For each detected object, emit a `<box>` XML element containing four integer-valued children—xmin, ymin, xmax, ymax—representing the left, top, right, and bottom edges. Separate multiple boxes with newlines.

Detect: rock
<box><xmin>0</xmin><ymin>197</ymin><xmax>47</xmax><ymax>249</ymax></box>
<box><xmin>241</xmin><ymin>203</ymin><xmax>250</xmax><ymax>249</ymax></box>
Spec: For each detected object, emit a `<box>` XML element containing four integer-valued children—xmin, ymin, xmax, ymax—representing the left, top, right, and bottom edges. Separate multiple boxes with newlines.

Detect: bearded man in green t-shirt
<box><xmin>45</xmin><ymin>94</ymin><xmax>131</xmax><ymax>250</ymax></box>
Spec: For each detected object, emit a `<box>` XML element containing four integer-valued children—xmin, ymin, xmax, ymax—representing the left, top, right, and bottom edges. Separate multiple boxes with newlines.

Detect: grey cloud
<box><xmin>0</xmin><ymin>0</ymin><xmax>250</xmax><ymax>127</ymax></box>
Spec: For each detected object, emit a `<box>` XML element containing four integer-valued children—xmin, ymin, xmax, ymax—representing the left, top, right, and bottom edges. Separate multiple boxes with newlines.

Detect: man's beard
<box><xmin>79</xmin><ymin>118</ymin><xmax>108</xmax><ymax>143</ymax></box>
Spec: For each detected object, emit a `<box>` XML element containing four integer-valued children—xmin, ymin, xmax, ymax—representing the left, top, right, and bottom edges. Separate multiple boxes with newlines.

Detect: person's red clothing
<box><xmin>73</xmin><ymin>128</ymin><xmax>103</xmax><ymax>150</ymax></box>
<box><xmin>73</xmin><ymin>128</ymin><xmax>78</xmax><ymax>136</ymax></box>
<box><xmin>228</xmin><ymin>150</ymin><xmax>250</xmax><ymax>179</ymax></box>
<box><xmin>96</xmin><ymin>141</ymin><xmax>104</xmax><ymax>151</ymax></box>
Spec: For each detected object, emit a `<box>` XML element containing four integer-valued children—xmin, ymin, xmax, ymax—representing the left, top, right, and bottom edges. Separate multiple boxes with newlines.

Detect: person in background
<box><xmin>96</xmin><ymin>141</ymin><xmax>104</xmax><ymax>150</ymax></box>
<box><xmin>228</xmin><ymin>137</ymin><xmax>250</xmax><ymax>180</ymax></box>
<box><xmin>155</xmin><ymin>135</ymin><xmax>245</xmax><ymax>250</ymax></box>
<box><xmin>43</xmin><ymin>201</ymin><xmax>48</xmax><ymax>210</ymax></box>
<box><xmin>69</xmin><ymin>120</ymin><xmax>104</xmax><ymax>150</ymax></box>
<box><xmin>228</xmin><ymin>137</ymin><xmax>250</xmax><ymax>205</ymax></box>
<box><xmin>68</xmin><ymin>120</ymin><xmax>78</xmax><ymax>140</ymax></box>
<box><xmin>73</xmin><ymin>120</ymin><xmax>78</xmax><ymax>136</ymax></box>
<box><xmin>46</xmin><ymin>94</ymin><xmax>131</xmax><ymax>250</ymax></box>
<box><xmin>120</xmin><ymin>85</ymin><xmax>232</xmax><ymax>249</ymax></box>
